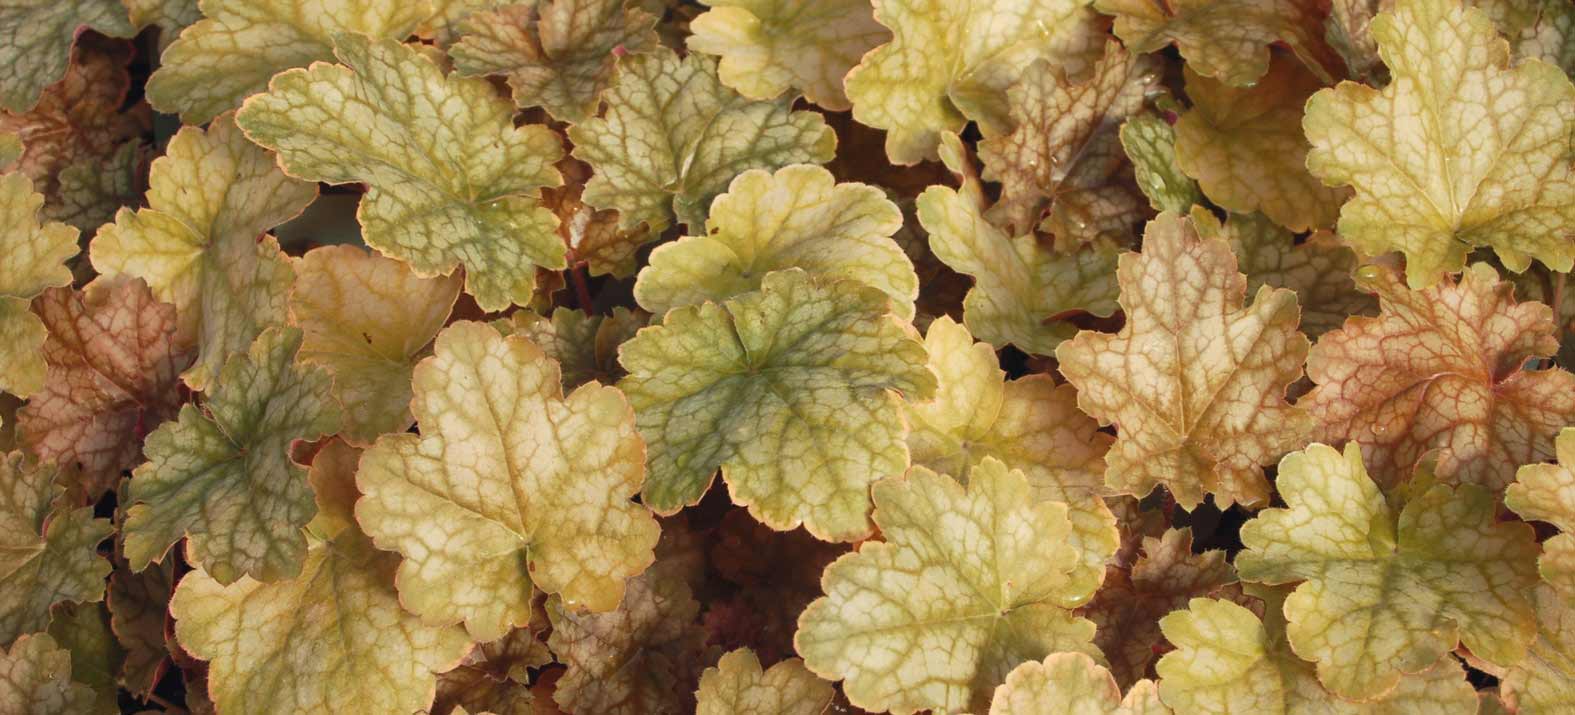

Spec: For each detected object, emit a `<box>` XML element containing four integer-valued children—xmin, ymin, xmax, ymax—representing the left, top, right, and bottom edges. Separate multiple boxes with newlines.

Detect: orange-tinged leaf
<box><xmin>0</xmin><ymin>0</ymin><xmax>134</xmax><ymax>113</ymax></box>
<box><xmin>1095</xmin><ymin>0</ymin><xmax>1342</xmax><ymax>86</ymax></box>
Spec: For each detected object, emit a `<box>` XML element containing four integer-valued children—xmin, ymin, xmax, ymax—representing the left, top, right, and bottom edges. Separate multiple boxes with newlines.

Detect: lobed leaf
<box><xmin>688</xmin><ymin>0</ymin><xmax>888</xmax><ymax>111</ymax></box>
<box><xmin>0</xmin><ymin>633</ymin><xmax>113</xmax><ymax>715</ymax></box>
<box><xmin>1506</xmin><ymin>427</ymin><xmax>1575</xmax><ymax>596</ymax></box>
<box><xmin>0</xmin><ymin>452</ymin><xmax>112</xmax><ymax>647</ymax></box>
<box><xmin>0</xmin><ymin>0</ymin><xmax>134</xmax><ymax>113</ymax></box>
<box><xmin>990</xmin><ymin>653</ymin><xmax>1167</xmax><ymax>715</ymax></box>
<box><xmin>694</xmin><ymin>648</ymin><xmax>833</xmax><ymax>715</ymax></box>
<box><xmin>0</xmin><ymin>173</ymin><xmax>77</xmax><ymax>398</ymax></box>
<box><xmin>1095</xmin><ymin>0</ymin><xmax>1341</xmax><ymax>86</ymax></box>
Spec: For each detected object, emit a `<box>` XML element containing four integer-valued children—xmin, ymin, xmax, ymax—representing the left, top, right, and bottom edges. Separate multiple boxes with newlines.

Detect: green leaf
<box><xmin>236</xmin><ymin>34</ymin><xmax>567</xmax><ymax>312</ymax></box>
<box><xmin>568</xmin><ymin>47</ymin><xmax>836</xmax><ymax>233</ymax></box>
<box><xmin>0</xmin><ymin>173</ymin><xmax>77</xmax><ymax>398</ymax></box>
<box><xmin>618</xmin><ymin>268</ymin><xmax>935</xmax><ymax>541</ymax></box>
<box><xmin>121</xmin><ymin>327</ymin><xmax>342</xmax><ymax>585</ymax></box>
<box><xmin>0</xmin><ymin>452</ymin><xmax>112</xmax><ymax>647</ymax></box>
<box><xmin>0</xmin><ymin>0</ymin><xmax>134</xmax><ymax>113</ymax></box>
<box><xmin>1120</xmin><ymin>112</ymin><xmax>1202</xmax><ymax>215</ymax></box>
<box><xmin>687</xmin><ymin>0</ymin><xmax>888</xmax><ymax>111</ymax></box>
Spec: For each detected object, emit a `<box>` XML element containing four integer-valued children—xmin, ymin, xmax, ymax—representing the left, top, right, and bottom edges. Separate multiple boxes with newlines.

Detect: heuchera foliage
<box><xmin>4</xmin><ymin>0</ymin><xmax>1575</xmax><ymax>713</ymax></box>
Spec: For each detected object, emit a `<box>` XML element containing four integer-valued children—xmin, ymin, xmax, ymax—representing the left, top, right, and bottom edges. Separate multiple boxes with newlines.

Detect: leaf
<box><xmin>125</xmin><ymin>0</ymin><xmax>202</xmax><ymax>51</ymax></box>
<box><xmin>1076</xmin><ymin>529</ymin><xmax>1236</xmax><ymax>688</ymax></box>
<box><xmin>687</xmin><ymin>0</ymin><xmax>888</xmax><ymax>111</ymax></box>
<box><xmin>905</xmin><ymin>316</ymin><xmax>1116</xmax><ymax>590</ymax></box>
<box><xmin>568</xmin><ymin>47</ymin><xmax>835</xmax><ymax>233</ymax></box>
<box><xmin>547</xmin><ymin>157</ymin><xmax>653</xmax><ymax>279</ymax></box>
<box><xmin>634</xmin><ymin>164</ymin><xmax>915</xmax><ymax>318</ymax></box>
<box><xmin>357</xmin><ymin>321</ymin><xmax>659</xmax><ymax>640</ymax></box>
<box><xmin>916</xmin><ymin>185</ymin><xmax>1121</xmax><ymax>356</ymax></box>
<box><xmin>547</xmin><ymin>563</ymin><xmax>711</xmax><ymax>715</ymax></box>
<box><xmin>88</xmin><ymin>113</ymin><xmax>316</xmax><ymax>391</ymax></box>
<box><xmin>795</xmin><ymin>460</ymin><xmax>1099</xmax><ymax>714</ymax></box>
<box><xmin>237</xmin><ymin>35</ymin><xmax>568</xmax><ymax>312</ymax></box>
<box><xmin>1191</xmin><ymin>209</ymin><xmax>1375</xmax><ymax>337</ymax></box>
<box><xmin>0</xmin><ymin>0</ymin><xmax>134</xmax><ymax>113</ymax></box>
<box><xmin>45</xmin><ymin>602</ymin><xmax>122</xmax><ymax>713</ymax></box>
<box><xmin>1497</xmin><ymin>583</ymin><xmax>1575</xmax><ymax>715</ymax></box>
<box><xmin>695</xmin><ymin>649</ymin><xmax>833</xmax><ymax>715</ymax></box>
<box><xmin>1506</xmin><ymin>427</ymin><xmax>1575</xmax><ymax>596</ymax></box>
<box><xmin>1055</xmin><ymin>212</ymin><xmax>1310</xmax><ymax>509</ymax></box>
<box><xmin>289</xmin><ymin>245</ymin><xmax>461</xmax><ymax>446</ymax></box>
<box><xmin>978</xmin><ymin>42</ymin><xmax>1160</xmax><ymax>236</ymax></box>
<box><xmin>0</xmin><ymin>633</ymin><xmax>113</xmax><ymax>715</ymax></box>
<box><xmin>617</xmin><ymin>269</ymin><xmax>935</xmax><ymax>541</ymax></box>
<box><xmin>0</xmin><ymin>173</ymin><xmax>77</xmax><ymax>398</ymax></box>
<box><xmin>989</xmin><ymin>653</ymin><xmax>1166</xmax><ymax>715</ymax></box>
<box><xmin>106</xmin><ymin>560</ymin><xmax>172</xmax><ymax>698</ymax></box>
<box><xmin>16</xmin><ymin>278</ymin><xmax>192</xmax><ymax>499</ymax></box>
<box><xmin>432</xmin><ymin>617</ymin><xmax>553</xmax><ymax>715</ymax></box>
<box><xmin>451</xmin><ymin>0</ymin><xmax>660</xmax><ymax>122</ymax></box>
<box><xmin>843</xmin><ymin>0</ymin><xmax>1106</xmax><ymax>164</ymax></box>
<box><xmin>1302</xmin><ymin>262</ymin><xmax>1575</xmax><ymax>490</ymax></box>
<box><xmin>169</xmin><ymin>528</ymin><xmax>472</xmax><ymax>715</ymax></box>
<box><xmin>1476</xmin><ymin>0</ymin><xmax>1575</xmax><ymax>79</ymax></box>
<box><xmin>145</xmin><ymin>0</ymin><xmax>432</xmax><ymax>123</ymax></box>
<box><xmin>1303</xmin><ymin>0</ymin><xmax>1575</xmax><ymax>288</ymax></box>
<box><xmin>496</xmin><ymin>307</ymin><xmax>646</xmax><ymax>391</ymax></box>
<box><xmin>1156</xmin><ymin>592</ymin><xmax>1479</xmax><ymax>713</ymax></box>
<box><xmin>1235</xmin><ymin>443</ymin><xmax>1541</xmax><ymax>699</ymax></box>
<box><xmin>1095</xmin><ymin>0</ymin><xmax>1341</xmax><ymax>86</ymax></box>
<box><xmin>703</xmin><ymin>509</ymin><xmax>844</xmax><ymax>663</ymax></box>
<box><xmin>1120</xmin><ymin>112</ymin><xmax>1202</xmax><ymax>215</ymax></box>
<box><xmin>1173</xmin><ymin>55</ymin><xmax>1349</xmax><ymax>233</ymax></box>
<box><xmin>0</xmin><ymin>451</ymin><xmax>112</xmax><ymax>647</ymax></box>
<box><xmin>121</xmin><ymin>327</ymin><xmax>342</xmax><ymax>585</ymax></box>
<box><xmin>49</xmin><ymin>139</ymin><xmax>145</xmax><ymax>235</ymax></box>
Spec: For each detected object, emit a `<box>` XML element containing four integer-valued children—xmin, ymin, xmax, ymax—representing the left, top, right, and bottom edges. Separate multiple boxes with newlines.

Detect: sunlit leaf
<box><xmin>990</xmin><ymin>653</ymin><xmax>1167</xmax><ymax>715</ymax></box>
<box><xmin>687</xmin><ymin>0</ymin><xmax>887</xmax><ymax>111</ymax></box>
<box><xmin>695</xmin><ymin>648</ymin><xmax>833</xmax><ymax>715</ymax></box>
<box><xmin>0</xmin><ymin>173</ymin><xmax>77</xmax><ymax>399</ymax></box>
<box><xmin>1506</xmin><ymin>427</ymin><xmax>1575</xmax><ymax>596</ymax></box>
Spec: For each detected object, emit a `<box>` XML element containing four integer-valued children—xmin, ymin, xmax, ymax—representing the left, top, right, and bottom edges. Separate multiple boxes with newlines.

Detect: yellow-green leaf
<box><xmin>0</xmin><ymin>173</ymin><xmax>76</xmax><ymax>398</ymax></box>
<box><xmin>634</xmin><ymin>164</ymin><xmax>915</xmax><ymax>318</ymax></box>
<box><xmin>695</xmin><ymin>648</ymin><xmax>833</xmax><ymax>715</ymax></box>
<box><xmin>843</xmin><ymin>0</ymin><xmax>1106</xmax><ymax>164</ymax></box>
<box><xmin>1303</xmin><ymin>0</ymin><xmax>1575</xmax><ymax>288</ymax></box>
<box><xmin>451</xmin><ymin>0</ymin><xmax>659</xmax><ymax>122</ymax></box>
<box><xmin>236</xmin><ymin>34</ymin><xmax>567</xmax><ymax>312</ymax></box>
<box><xmin>122</xmin><ymin>327</ymin><xmax>342</xmax><ymax>585</ymax></box>
<box><xmin>496</xmin><ymin>306</ymin><xmax>646</xmax><ymax>391</ymax></box>
<box><xmin>289</xmin><ymin>245</ymin><xmax>461</xmax><ymax>446</ymax></box>
<box><xmin>617</xmin><ymin>269</ymin><xmax>935</xmax><ymax>542</ymax></box>
<box><xmin>1056</xmin><ymin>212</ymin><xmax>1310</xmax><ymax>509</ymax></box>
<box><xmin>0</xmin><ymin>0</ymin><xmax>134</xmax><ymax>113</ymax></box>
<box><xmin>1096</xmin><ymin>0</ymin><xmax>1341</xmax><ymax>86</ymax></box>
<box><xmin>796</xmin><ymin>460</ymin><xmax>1099</xmax><ymax>714</ymax></box>
<box><xmin>1497</xmin><ymin>583</ymin><xmax>1575</xmax><ymax>715</ymax></box>
<box><xmin>0</xmin><ymin>633</ymin><xmax>113</xmax><ymax>715</ymax></box>
<box><xmin>145</xmin><ymin>0</ymin><xmax>432</xmax><ymax>123</ymax></box>
<box><xmin>568</xmin><ymin>47</ymin><xmax>835</xmax><ymax>233</ymax></box>
<box><xmin>88</xmin><ymin>113</ymin><xmax>315</xmax><ymax>391</ymax></box>
<box><xmin>1507</xmin><ymin>427</ymin><xmax>1575</xmax><ymax>596</ymax></box>
<box><xmin>1236</xmin><ymin>443</ymin><xmax>1540</xmax><ymax>699</ymax></box>
<box><xmin>1120</xmin><ymin>112</ymin><xmax>1202</xmax><ymax>216</ymax></box>
<box><xmin>687</xmin><ymin>0</ymin><xmax>887</xmax><ymax>111</ymax></box>
<box><xmin>916</xmin><ymin>185</ymin><xmax>1120</xmax><ymax>356</ymax></box>
<box><xmin>990</xmin><ymin>653</ymin><xmax>1167</xmax><ymax>715</ymax></box>
<box><xmin>0</xmin><ymin>452</ymin><xmax>112</xmax><ymax>647</ymax></box>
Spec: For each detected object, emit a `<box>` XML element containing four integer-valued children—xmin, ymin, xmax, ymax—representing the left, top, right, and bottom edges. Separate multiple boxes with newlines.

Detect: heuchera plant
<box><xmin>4</xmin><ymin>0</ymin><xmax>1575</xmax><ymax>713</ymax></box>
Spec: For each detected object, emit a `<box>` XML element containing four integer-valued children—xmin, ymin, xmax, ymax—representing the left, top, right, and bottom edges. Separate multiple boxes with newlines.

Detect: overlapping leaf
<box><xmin>0</xmin><ymin>0</ymin><xmax>134</xmax><ymax>113</ymax></box>
<box><xmin>843</xmin><ymin>0</ymin><xmax>1106</xmax><ymax>164</ymax></box>
<box><xmin>121</xmin><ymin>327</ymin><xmax>341</xmax><ymax>585</ymax></box>
<box><xmin>497</xmin><ymin>307</ymin><xmax>646</xmax><ymax>391</ymax></box>
<box><xmin>145</xmin><ymin>0</ymin><xmax>432</xmax><ymax>123</ymax></box>
<box><xmin>796</xmin><ymin>460</ymin><xmax>1099</xmax><ymax>714</ymax></box>
<box><xmin>568</xmin><ymin>47</ymin><xmax>835</xmax><ymax>233</ymax></box>
<box><xmin>1120</xmin><ymin>112</ymin><xmax>1201</xmax><ymax>215</ymax></box>
<box><xmin>1236</xmin><ymin>443</ymin><xmax>1540</xmax><ymax>699</ymax></box>
<box><xmin>289</xmin><ymin>245</ymin><xmax>461</xmax><ymax>445</ymax></box>
<box><xmin>89</xmin><ymin>113</ymin><xmax>315</xmax><ymax>391</ymax></box>
<box><xmin>687</xmin><ymin>0</ymin><xmax>888</xmax><ymax>111</ymax></box>
<box><xmin>452</xmin><ymin>0</ymin><xmax>659</xmax><ymax>122</ymax></box>
<box><xmin>0</xmin><ymin>633</ymin><xmax>113</xmax><ymax>714</ymax></box>
<box><xmin>1507</xmin><ymin>427</ymin><xmax>1575</xmax><ymax>596</ymax></box>
<box><xmin>1477</xmin><ymin>0</ymin><xmax>1575</xmax><ymax>77</ymax></box>
<box><xmin>0</xmin><ymin>452</ymin><xmax>112</xmax><ymax>646</ymax></box>
<box><xmin>634</xmin><ymin>164</ymin><xmax>915</xmax><ymax>317</ymax></box>
<box><xmin>1495</xmin><ymin>583</ymin><xmax>1575</xmax><ymax>715</ymax></box>
<box><xmin>617</xmin><ymin>268</ymin><xmax>935</xmax><ymax>541</ymax></box>
<box><xmin>695</xmin><ymin>648</ymin><xmax>833</xmax><ymax>715</ymax></box>
<box><xmin>1095</xmin><ymin>0</ymin><xmax>1341</xmax><ymax>86</ymax></box>
<box><xmin>357</xmin><ymin>321</ymin><xmax>658</xmax><ymax>640</ymax></box>
<box><xmin>237</xmin><ymin>34</ymin><xmax>566</xmax><ymax>312</ymax></box>
<box><xmin>0</xmin><ymin>173</ymin><xmax>77</xmax><ymax>398</ymax></box>
<box><xmin>989</xmin><ymin>653</ymin><xmax>1166</xmax><ymax>715</ymax></box>
<box><xmin>1303</xmin><ymin>263</ymin><xmax>1575</xmax><ymax>489</ymax></box>
<box><xmin>1303</xmin><ymin>0</ymin><xmax>1575</xmax><ymax>288</ymax></box>
<box><xmin>1056</xmin><ymin>212</ymin><xmax>1310</xmax><ymax>509</ymax></box>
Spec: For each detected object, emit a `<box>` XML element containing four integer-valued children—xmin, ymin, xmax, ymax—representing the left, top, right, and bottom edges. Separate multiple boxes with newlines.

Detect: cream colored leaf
<box><xmin>1506</xmin><ymin>427</ymin><xmax>1575</xmax><ymax>596</ymax></box>
<box><xmin>844</xmin><ymin>0</ymin><xmax>1106</xmax><ymax>164</ymax></box>
<box><xmin>695</xmin><ymin>649</ymin><xmax>833</xmax><ymax>715</ymax></box>
<box><xmin>634</xmin><ymin>164</ymin><xmax>915</xmax><ymax>318</ymax></box>
<box><xmin>916</xmin><ymin>185</ymin><xmax>1120</xmax><ymax>356</ymax></box>
<box><xmin>687</xmin><ymin>0</ymin><xmax>887</xmax><ymax>111</ymax></box>
<box><xmin>1303</xmin><ymin>262</ymin><xmax>1575</xmax><ymax>490</ymax></box>
<box><xmin>1120</xmin><ymin>112</ymin><xmax>1202</xmax><ymax>216</ymax></box>
<box><xmin>451</xmin><ymin>0</ymin><xmax>659</xmax><ymax>122</ymax></box>
<box><xmin>357</xmin><ymin>321</ymin><xmax>658</xmax><ymax>640</ymax></box>
<box><xmin>0</xmin><ymin>0</ymin><xmax>134</xmax><ymax>113</ymax></box>
<box><xmin>796</xmin><ymin>460</ymin><xmax>1099</xmax><ymax>715</ymax></box>
<box><xmin>1096</xmin><ymin>0</ymin><xmax>1341</xmax><ymax>86</ymax></box>
<box><xmin>617</xmin><ymin>269</ymin><xmax>935</xmax><ymax>542</ymax></box>
<box><xmin>0</xmin><ymin>173</ymin><xmax>76</xmax><ymax>398</ymax></box>
<box><xmin>88</xmin><ymin>113</ymin><xmax>315</xmax><ymax>391</ymax></box>
<box><xmin>568</xmin><ymin>47</ymin><xmax>835</xmax><ymax>233</ymax></box>
<box><xmin>121</xmin><ymin>327</ymin><xmax>341</xmax><ymax>585</ymax></box>
<box><xmin>989</xmin><ymin>653</ymin><xmax>1167</xmax><ymax>715</ymax></box>
<box><xmin>289</xmin><ymin>245</ymin><xmax>461</xmax><ymax>445</ymax></box>
<box><xmin>0</xmin><ymin>633</ymin><xmax>113</xmax><ymax>714</ymax></box>
<box><xmin>145</xmin><ymin>0</ymin><xmax>432</xmax><ymax>123</ymax></box>
<box><xmin>1174</xmin><ymin>55</ymin><xmax>1349</xmax><ymax>233</ymax></box>
<box><xmin>1236</xmin><ymin>443</ymin><xmax>1540</xmax><ymax>699</ymax></box>
<box><xmin>1055</xmin><ymin>212</ymin><xmax>1310</xmax><ymax>509</ymax></box>
<box><xmin>1303</xmin><ymin>0</ymin><xmax>1575</xmax><ymax>288</ymax></box>
<box><xmin>0</xmin><ymin>452</ymin><xmax>112</xmax><ymax>647</ymax></box>
<box><xmin>1498</xmin><ymin>583</ymin><xmax>1575</xmax><ymax>715</ymax></box>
